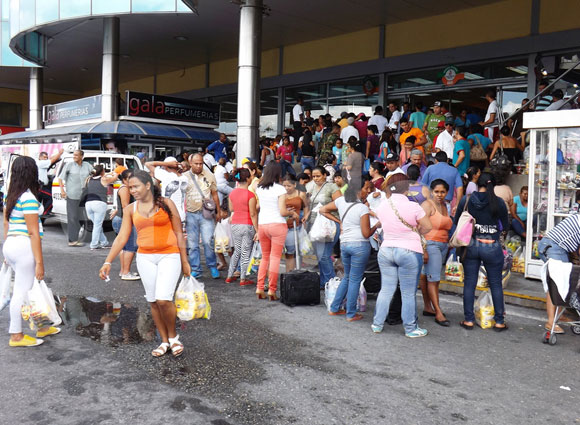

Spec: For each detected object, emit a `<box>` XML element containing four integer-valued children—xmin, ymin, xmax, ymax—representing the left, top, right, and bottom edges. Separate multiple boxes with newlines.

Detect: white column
<box><xmin>29</xmin><ymin>67</ymin><xmax>43</xmax><ymax>130</ymax></box>
<box><xmin>236</xmin><ymin>0</ymin><xmax>263</xmax><ymax>161</ymax></box>
<box><xmin>101</xmin><ymin>17</ymin><xmax>120</xmax><ymax>121</ymax></box>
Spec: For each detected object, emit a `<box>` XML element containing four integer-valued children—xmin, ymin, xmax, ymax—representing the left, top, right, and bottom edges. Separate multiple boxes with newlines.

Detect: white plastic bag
<box><xmin>21</xmin><ymin>279</ymin><xmax>61</xmax><ymax>329</ymax></box>
<box><xmin>298</xmin><ymin>226</ymin><xmax>314</xmax><ymax>256</ymax></box>
<box><xmin>0</xmin><ymin>263</ymin><xmax>13</xmax><ymax>312</ymax></box>
<box><xmin>214</xmin><ymin>219</ymin><xmax>231</xmax><ymax>253</ymax></box>
<box><xmin>175</xmin><ymin>276</ymin><xmax>211</xmax><ymax>320</ymax></box>
<box><xmin>475</xmin><ymin>291</ymin><xmax>495</xmax><ymax>329</ymax></box>
<box><xmin>444</xmin><ymin>254</ymin><xmax>464</xmax><ymax>282</ymax></box>
<box><xmin>324</xmin><ymin>277</ymin><xmax>342</xmax><ymax>311</ymax></box>
<box><xmin>357</xmin><ymin>284</ymin><xmax>367</xmax><ymax>312</ymax></box>
<box><xmin>246</xmin><ymin>242</ymin><xmax>262</xmax><ymax>275</ymax></box>
<box><xmin>309</xmin><ymin>209</ymin><xmax>337</xmax><ymax>243</ymax></box>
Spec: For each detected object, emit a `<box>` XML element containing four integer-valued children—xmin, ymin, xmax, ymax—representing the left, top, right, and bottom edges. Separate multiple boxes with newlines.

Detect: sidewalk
<box><xmin>441</xmin><ymin>272</ymin><xmax>547</xmax><ymax>310</ymax></box>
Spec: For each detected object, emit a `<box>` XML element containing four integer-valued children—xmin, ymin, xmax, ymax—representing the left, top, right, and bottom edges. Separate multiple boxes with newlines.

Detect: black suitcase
<box><xmin>280</xmin><ymin>221</ymin><xmax>321</xmax><ymax>307</ymax></box>
<box><xmin>362</xmin><ymin>248</ymin><xmax>402</xmax><ymax>323</ymax></box>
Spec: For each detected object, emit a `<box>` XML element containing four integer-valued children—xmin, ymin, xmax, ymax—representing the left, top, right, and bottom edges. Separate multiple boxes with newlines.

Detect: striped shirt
<box><xmin>7</xmin><ymin>190</ymin><xmax>44</xmax><ymax>238</ymax></box>
<box><xmin>546</xmin><ymin>214</ymin><xmax>580</xmax><ymax>252</ymax></box>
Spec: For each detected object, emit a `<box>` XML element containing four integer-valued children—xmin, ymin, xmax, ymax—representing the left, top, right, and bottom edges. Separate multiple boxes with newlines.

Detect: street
<box><xmin>0</xmin><ymin>218</ymin><xmax>578</xmax><ymax>425</ymax></box>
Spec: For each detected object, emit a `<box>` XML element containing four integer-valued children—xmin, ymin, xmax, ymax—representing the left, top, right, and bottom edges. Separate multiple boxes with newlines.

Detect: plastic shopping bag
<box><xmin>21</xmin><ymin>279</ymin><xmax>61</xmax><ymax>330</ymax></box>
<box><xmin>475</xmin><ymin>291</ymin><xmax>495</xmax><ymax>329</ymax></box>
<box><xmin>444</xmin><ymin>254</ymin><xmax>464</xmax><ymax>282</ymax></box>
<box><xmin>246</xmin><ymin>242</ymin><xmax>262</xmax><ymax>275</ymax></box>
<box><xmin>175</xmin><ymin>276</ymin><xmax>211</xmax><ymax>321</ymax></box>
<box><xmin>476</xmin><ymin>266</ymin><xmax>488</xmax><ymax>289</ymax></box>
<box><xmin>0</xmin><ymin>263</ymin><xmax>13</xmax><ymax>312</ymax></box>
<box><xmin>298</xmin><ymin>226</ymin><xmax>314</xmax><ymax>257</ymax></box>
<box><xmin>357</xmin><ymin>284</ymin><xmax>367</xmax><ymax>312</ymax></box>
<box><xmin>309</xmin><ymin>209</ymin><xmax>337</xmax><ymax>243</ymax></box>
<box><xmin>324</xmin><ymin>277</ymin><xmax>342</xmax><ymax>311</ymax></box>
<box><xmin>214</xmin><ymin>220</ymin><xmax>231</xmax><ymax>254</ymax></box>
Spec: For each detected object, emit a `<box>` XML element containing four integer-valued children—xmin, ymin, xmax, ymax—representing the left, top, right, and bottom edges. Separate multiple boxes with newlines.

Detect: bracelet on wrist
<box><xmin>103</xmin><ymin>262</ymin><xmax>112</xmax><ymax>266</ymax></box>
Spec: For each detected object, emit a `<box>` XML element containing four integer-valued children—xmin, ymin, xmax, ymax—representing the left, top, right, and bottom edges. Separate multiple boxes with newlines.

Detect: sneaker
<box><xmin>9</xmin><ymin>335</ymin><xmax>44</xmax><ymax>347</ymax></box>
<box><xmin>192</xmin><ymin>271</ymin><xmax>202</xmax><ymax>278</ymax></box>
<box><xmin>405</xmin><ymin>327</ymin><xmax>428</xmax><ymax>338</ymax></box>
<box><xmin>210</xmin><ymin>267</ymin><xmax>220</xmax><ymax>279</ymax></box>
<box><xmin>121</xmin><ymin>273</ymin><xmax>141</xmax><ymax>281</ymax></box>
<box><xmin>90</xmin><ymin>246</ymin><xmax>102</xmax><ymax>251</ymax></box>
<box><xmin>99</xmin><ymin>243</ymin><xmax>111</xmax><ymax>249</ymax></box>
<box><xmin>36</xmin><ymin>327</ymin><xmax>61</xmax><ymax>338</ymax></box>
<box><xmin>371</xmin><ymin>324</ymin><xmax>383</xmax><ymax>333</ymax></box>
<box><xmin>346</xmin><ymin>313</ymin><xmax>364</xmax><ymax>322</ymax></box>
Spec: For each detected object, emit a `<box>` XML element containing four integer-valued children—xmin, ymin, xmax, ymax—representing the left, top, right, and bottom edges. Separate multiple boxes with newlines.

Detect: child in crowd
<box><xmin>399</xmin><ymin>136</ymin><xmax>416</xmax><ymax>166</ymax></box>
<box><xmin>324</xmin><ymin>154</ymin><xmax>337</xmax><ymax>182</ymax></box>
<box><xmin>297</xmin><ymin>172</ymin><xmax>310</xmax><ymax>192</ymax></box>
<box><xmin>215</xmin><ymin>199</ymin><xmax>232</xmax><ymax>271</ymax></box>
<box><xmin>333</xmin><ymin>172</ymin><xmax>348</xmax><ymax>194</ymax></box>
<box><xmin>332</xmin><ymin>138</ymin><xmax>346</xmax><ymax>171</ymax></box>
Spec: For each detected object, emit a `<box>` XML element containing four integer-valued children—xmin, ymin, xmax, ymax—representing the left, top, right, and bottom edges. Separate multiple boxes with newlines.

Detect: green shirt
<box><xmin>424</xmin><ymin>114</ymin><xmax>445</xmax><ymax>141</ymax></box>
<box><xmin>59</xmin><ymin>161</ymin><xmax>93</xmax><ymax>200</ymax></box>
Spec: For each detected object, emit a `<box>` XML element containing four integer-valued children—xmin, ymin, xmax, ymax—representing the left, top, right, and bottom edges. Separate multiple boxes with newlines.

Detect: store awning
<box><xmin>0</xmin><ymin>120</ymin><xmax>220</xmax><ymax>142</ymax></box>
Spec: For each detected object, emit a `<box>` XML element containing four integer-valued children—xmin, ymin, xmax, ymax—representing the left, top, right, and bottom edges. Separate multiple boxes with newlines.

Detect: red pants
<box><xmin>257</xmin><ymin>223</ymin><xmax>288</xmax><ymax>292</ymax></box>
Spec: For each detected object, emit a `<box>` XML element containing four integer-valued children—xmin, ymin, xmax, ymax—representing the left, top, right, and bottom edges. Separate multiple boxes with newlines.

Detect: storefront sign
<box><xmin>125</xmin><ymin>91</ymin><xmax>220</xmax><ymax>126</ymax></box>
<box><xmin>363</xmin><ymin>76</ymin><xmax>379</xmax><ymax>95</ymax></box>
<box><xmin>43</xmin><ymin>95</ymin><xmax>102</xmax><ymax>126</ymax></box>
<box><xmin>441</xmin><ymin>66</ymin><xmax>465</xmax><ymax>87</ymax></box>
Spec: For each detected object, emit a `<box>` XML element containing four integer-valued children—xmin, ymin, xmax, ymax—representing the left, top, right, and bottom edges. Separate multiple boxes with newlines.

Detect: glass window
<box><xmin>0</xmin><ymin>102</ymin><xmax>22</xmax><ymax>125</ymax></box>
<box><xmin>18</xmin><ymin>0</ymin><xmax>34</xmax><ymax>30</ymax></box>
<box><xmin>36</xmin><ymin>0</ymin><xmax>59</xmax><ymax>24</ymax></box>
<box><xmin>329</xmin><ymin>78</ymin><xmax>367</xmax><ymax>98</ymax></box>
<box><xmin>284</xmin><ymin>83</ymin><xmax>326</xmax><ymax>105</ymax></box>
<box><xmin>60</xmin><ymin>0</ymin><xmax>91</xmax><ymax>19</ymax></box>
<box><xmin>2</xmin><ymin>0</ymin><xmax>9</xmax><ymax>20</ymax></box>
<box><xmin>1</xmin><ymin>23</ymin><xmax>22</xmax><ymax>65</ymax></box>
<box><xmin>211</xmin><ymin>94</ymin><xmax>237</xmax><ymax>136</ymax></box>
<box><xmin>132</xmin><ymin>0</ymin><xmax>175</xmax><ymax>12</ymax></box>
<box><xmin>92</xmin><ymin>0</ymin><xmax>130</xmax><ymax>15</ymax></box>
<box><xmin>328</xmin><ymin>95</ymin><xmax>377</xmax><ymax>120</ymax></box>
<box><xmin>260</xmin><ymin>89</ymin><xmax>278</xmax><ymax>137</ymax></box>
<box><xmin>124</xmin><ymin>158</ymin><xmax>138</xmax><ymax>170</ymax></box>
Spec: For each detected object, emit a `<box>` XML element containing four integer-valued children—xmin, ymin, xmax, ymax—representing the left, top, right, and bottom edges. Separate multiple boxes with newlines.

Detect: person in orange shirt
<box><xmin>113</xmin><ymin>158</ymin><xmax>127</xmax><ymax>175</ymax></box>
<box><xmin>100</xmin><ymin>170</ymin><xmax>190</xmax><ymax>359</ymax></box>
<box><xmin>399</xmin><ymin>117</ymin><xmax>427</xmax><ymax>157</ymax></box>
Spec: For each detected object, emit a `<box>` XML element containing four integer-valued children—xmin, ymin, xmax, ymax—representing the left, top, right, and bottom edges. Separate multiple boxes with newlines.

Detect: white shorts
<box><xmin>136</xmin><ymin>253</ymin><xmax>182</xmax><ymax>302</ymax></box>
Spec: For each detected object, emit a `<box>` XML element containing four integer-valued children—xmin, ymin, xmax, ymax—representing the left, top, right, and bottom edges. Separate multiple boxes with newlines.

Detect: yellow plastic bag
<box><xmin>444</xmin><ymin>255</ymin><xmax>464</xmax><ymax>282</ymax></box>
<box><xmin>475</xmin><ymin>291</ymin><xmax>495</xmax><ymax>329</ymax></box>
<box><xmin>175</xmin><ymin>276</ymin><xmax>211</xmax><ymax>321</ymax></box>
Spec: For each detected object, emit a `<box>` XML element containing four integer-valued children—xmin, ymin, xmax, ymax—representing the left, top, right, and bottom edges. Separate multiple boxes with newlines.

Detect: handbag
<box><xmin>470</xmin><ymin>134</ymin><xmax>488</xmax><ymax>162</ymax></box>
<box><xmin>387</xmin><ymin>197</ymin><xmax>427</xmax><ymax>251</ymax></box>
<box><xmin>449</xmin><ymin>195</ymin><xmax>475</xmax><ymax>248</ymax></box>
<box><xmin>189</xmin><ymin>172</ymin><xmax>216</xmax><ymax>220</ymax></box>
<box><xmin>490</xmin><ymin>137</ymin><xmax>511</xmax><ymax>168</ymax></box>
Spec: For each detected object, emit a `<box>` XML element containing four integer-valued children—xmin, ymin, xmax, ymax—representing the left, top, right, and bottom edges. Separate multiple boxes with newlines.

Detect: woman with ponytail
<box><xmin>454</xmin><ymin>172</ymin><xmax>509</xmax><ymax>331</ymax></box>
<box><xmin>100</xmin><ymin>170</ymin><xmax>190</xmax><ymax>358</ymax></box>
<box><xmin>226</xmin><ymin>168</ymin><xmax>258</xmax><ymax>285</ymax></box>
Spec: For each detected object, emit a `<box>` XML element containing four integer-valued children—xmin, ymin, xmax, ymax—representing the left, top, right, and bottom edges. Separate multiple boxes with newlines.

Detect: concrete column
<box><xmin>236</xmin><ymin>0</ymin><xmax>263</xmax><ymax>161</ymax></box>
<box><xmin>29</xmin><ymin>67</ymin><xmax>43</xmax><ymax>130</ymax></box>
<box><xmin>101</xmin><ymin>17</ymin><xmax>120</xmax><ymax>121</ymax></box>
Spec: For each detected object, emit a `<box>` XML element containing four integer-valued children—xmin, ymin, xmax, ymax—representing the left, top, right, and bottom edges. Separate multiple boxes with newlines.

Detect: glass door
<box><xmin>554</xmin><ymin>127</ymin><xmax>580</xmax><ymax>224</ymax></box>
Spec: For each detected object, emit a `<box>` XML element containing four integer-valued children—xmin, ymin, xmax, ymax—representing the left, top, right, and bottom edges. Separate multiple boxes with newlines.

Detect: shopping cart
<box><xmin>543</xmin><ymin>263</ymin><xmax>580</xmax><ymax>345</ymax></box>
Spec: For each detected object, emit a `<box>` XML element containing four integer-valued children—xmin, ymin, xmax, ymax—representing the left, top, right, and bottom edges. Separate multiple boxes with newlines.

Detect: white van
<box><xmin>51</xmin><ymin>151</ymin><xmax>144</xmax><ymax>234</ymax></box>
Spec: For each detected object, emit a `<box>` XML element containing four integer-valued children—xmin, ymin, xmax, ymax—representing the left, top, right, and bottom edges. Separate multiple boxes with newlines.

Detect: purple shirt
<box><xmin>401</xmin><ymin>162</ymin><xmax>426</xmax><ymax>183</ymax></box>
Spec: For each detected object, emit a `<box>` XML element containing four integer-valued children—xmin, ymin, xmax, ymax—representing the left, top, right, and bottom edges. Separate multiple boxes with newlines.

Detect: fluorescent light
<box><xmin>506</xmin><ymin>66</ymin><xmax>528</xmax><ymax>75</ymax></box>
<box><xmin>407</xmin><ymin>78</ymin><xmax>436</xmax><ymax>85</ymax></box>
<box><xmin>463</xmin><ymin>72</ymin><xmax>484</xmax><ymax>80</ymax></box>
<box><xmin>222</xmin><ymin>101</ymin><xmax>237</xmax><ymax>105</ymax></box>
<box><xmin>455</xmin><ymin>89</ymin><xmax>471</xmax><ymax>93</ymax></box>
<box><xmin>332</xmin><ymin>87</ymin><xmax>359</xmax><ymax>93</ymax></box>
<box><xmin>298</xmin><ymin>91</ymin><xmax>323</xmax><ymax>97</ymax></box>
<box><xmin>450</xmin><ymin>99</ymin><xmax>464</xmax><ymax>104</ymax></box>
<box><xmin>413</xmin><ymin>93</ymin><xmax>431</xmax><ymax>97</ymax></box>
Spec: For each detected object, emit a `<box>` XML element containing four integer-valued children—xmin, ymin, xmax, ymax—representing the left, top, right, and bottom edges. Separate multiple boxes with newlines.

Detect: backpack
<box><xmin>449</xmin><ymin>195</ymin><xmax>475</xmax><ymax>248</ymax></box>
<box><xmin>470</xmin><ymin>135</ymin><xmax>488</xmax><ymax>161</ymax></box>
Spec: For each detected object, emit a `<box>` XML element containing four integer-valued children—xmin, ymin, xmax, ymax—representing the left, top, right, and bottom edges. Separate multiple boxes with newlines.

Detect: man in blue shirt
<box><xmin>207</xmin><ymin>133</ymin><xmax>228</xmax><ymax>162</ymax></box>
<box><xmin>467</xmin><ymin>124</ymin><xmax>492</xmax><ymax>152</ymax></box>
<box><xmin>422</xmin><ymin>151</ymin><xmax>463</xmax><ymax>214</ymax></box>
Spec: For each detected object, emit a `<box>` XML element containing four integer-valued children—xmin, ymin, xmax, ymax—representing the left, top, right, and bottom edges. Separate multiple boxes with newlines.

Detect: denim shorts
<box><xmin>422</xmin><ymin>240</ymin><xmax>448</xmax><ymax>282</ymax></box>
<box><xmin>285</xmin><ymin>226</ymin><xmax>299</xmax><ymax>255</ymax></box>
<box><xmin>112</xmin><ymin>215</ymin><xmax>138</xmax><ymax>253</ymax></box>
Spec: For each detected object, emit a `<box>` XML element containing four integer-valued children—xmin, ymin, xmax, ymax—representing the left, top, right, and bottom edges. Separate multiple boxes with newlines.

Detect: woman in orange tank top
<box><xmin>100</xmin><ymin>171</ymin><xmax>190</xmax><ymax>358</ymax></box>
<box><xmin>419</xmin><ymin>179</ymin><xmax>453</xmax><ymax>327</ymax></box>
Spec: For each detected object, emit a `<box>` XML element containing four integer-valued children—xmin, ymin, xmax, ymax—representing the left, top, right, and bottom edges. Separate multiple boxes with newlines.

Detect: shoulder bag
<box><xmin>189</xmin><ymin>171</ymin><xmax>216</xmax><ymax>220</ymax></box>
<box><xmin>387</xmin><ymin>197</ymin><xmax>427</xmax><ymax>251</ymax></box>
<box><xmin>470</xmin><ymin>134</ymin><xmax>488</xmax><ymax>162</ymax></box>
<box><xmin>490</xmin><ymin>137</ymin><xmax>511</xmax><ymax>168</ymax></box>
<box><xmin>449</xmin><ymin>195</ymin><xmax>475</xmax><ymax>248</ymax></box>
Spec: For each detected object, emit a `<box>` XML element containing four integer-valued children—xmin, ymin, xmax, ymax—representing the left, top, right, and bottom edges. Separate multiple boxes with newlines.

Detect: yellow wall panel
<box><xmin>386</xmin><ymin>0</ymin><xmax>531</xmax><ymax>57</ymax></box>
<box><xmin>82</xmin><ymin>88</ymin><xmax>100</xmax><ymax>97</ymax></box>
<box><xmin>119</xmin><ymin>76</ymin><xmax>155</xmax><ymax>95</ymax></box>
<box><xmin>539</xmin><ymin>0</ymin><xmax>580</xmax><ymax>33</ymax></box>
<box><xmin>283</xmin><ymin>27</ymin><xmax>379</xmax><ymax>74</ymax></box>
<box><xmin>157</xmin><ymin>65</ymin><xmax>206</xmax><ymax>95</ymax></box>
<box><xmin>261</xmin><ymin>48</ymin><xmax>279</xmax><ymax>78</ymax></box>
<box><xmin>209</xmin><ymin>57</ymin><xmax>238</xmax><ymax>87</ymax></box>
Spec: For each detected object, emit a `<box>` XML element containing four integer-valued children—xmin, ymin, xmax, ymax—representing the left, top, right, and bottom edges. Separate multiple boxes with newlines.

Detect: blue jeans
<box><xmin>373</xmin><ymin>247</ymin><xmax>423</xmax><ymax>333</ymax></box>
<box><xmin>85</xmin><ymin>200</ymin><xmax>108</xmax><ymax>249</ymax></box>
<box><xmin>331</xmin><ymin>242</ymin><xmax>371</xmax><ymax>318</ymax></box>
<box><xmin>538</xmin><ymin>237</ymin><xmax>569</xmax><ymax>263</ymax></box>
<box><xmin>301</xmin><ymin>156</ymin><xmax>315</xmax><ymax>171</ymax></box>
<box><xmin>281</xmin><ymin>160</ymin><xmax>295</xmax><ymax>177</ymax></box>
<box><xmin>186</xmin><ymin>211</ymin><xmax>217</xmax><ymax>274</ymax></box>
<box><xmin>313</xmin><ymin>221</ymin><xmax>340</xmax><ymax>287</ymax></box>
<box><xmin>462</xmin><ymin>240</ymin><xmax>505</xmax><ymax>324</ymax></box>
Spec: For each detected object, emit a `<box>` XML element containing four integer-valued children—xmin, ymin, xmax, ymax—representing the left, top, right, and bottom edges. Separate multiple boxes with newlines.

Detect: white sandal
<box><xmin>151</xmin><ymin>342</ymin><xmax>170</xmax><ymax>357</ymax></box>
<box><xmin>169</xmin><ymin>335</ymin><xmax>184</xmax><ymax>357</ymax></box>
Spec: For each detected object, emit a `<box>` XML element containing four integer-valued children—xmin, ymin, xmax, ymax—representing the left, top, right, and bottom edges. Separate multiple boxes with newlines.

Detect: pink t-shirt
<box><xmin>376</xmin><ymin>194</ymin><xmax>426</xmax><ymax>254</ymax></box>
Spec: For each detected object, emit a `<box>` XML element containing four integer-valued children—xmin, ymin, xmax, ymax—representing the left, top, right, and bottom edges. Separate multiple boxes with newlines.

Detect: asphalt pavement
<box><xmin>0</xmin><ymin>218</ymin><xmax>579</xmax><ymax>425</ymax></box>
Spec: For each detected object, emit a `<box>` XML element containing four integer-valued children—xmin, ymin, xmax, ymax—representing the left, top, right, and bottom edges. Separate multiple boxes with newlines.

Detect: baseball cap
<box><xmin>385</xmin><ymin>152</ymin><xmax>399</xmax><ymax>162</ymax></box>
<box><xmin>163</xmin><ymin>156</ymin><xmax>177</xmax><ymax>163</ymax></box>
<box><xmin>356</xmin><ymin>112</ymin><xmax>366</xmax><ymax>119</ymax></box>
<box><xmin>136</xmin><ymin>152</ymin><xmax>146</xmax><ymax>159</ymax></box>
<box><xmin>444</xmin><ymin>117</ymin><xmax>455</xmax><ymax>125</ymax></box>
<box><xmin>241</xmin><ymin>157</ymin><xmax>252</xmax><ymax>165</ymax></box>
<box><xmin>437</xmin><ymin>121</ymin><xmax>445</xmax><ymax>128</ymax></box>
<box><xmin>432</xmin><ymin>101</ymin><xmax>442</xmax><ymax>107</ymax></box>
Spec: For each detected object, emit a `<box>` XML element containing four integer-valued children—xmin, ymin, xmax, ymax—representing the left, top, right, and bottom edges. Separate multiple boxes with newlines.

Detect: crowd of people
<box><xmin>4</xmin><ymin>85</ymin><xmax>576</xmax><ymax>352</ymax></box>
